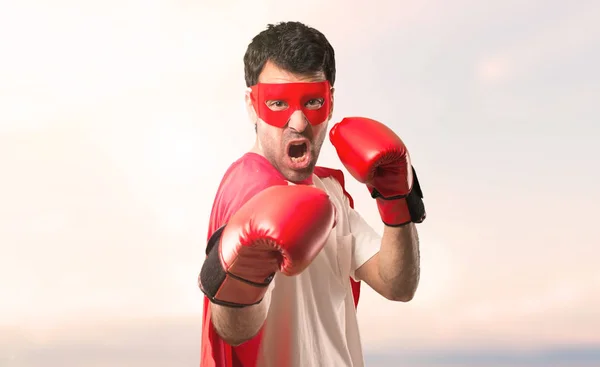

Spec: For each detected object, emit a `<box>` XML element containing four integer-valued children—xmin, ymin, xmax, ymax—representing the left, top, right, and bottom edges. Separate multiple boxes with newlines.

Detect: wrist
<box><xmin>199</xmin><ymin>245</ymin><xmax>273</xmax><ymax>308</ymax></box>
<box><xmin>376</xmin><ymin>198</ymin><xmax>412</xmax><ymax>227</ymax></box>
<box><xmin>370</xmin><ymin>166</ymin><xmax>426</xmax><ymax>226</ymax></box>
<box><xmin>199</xmin><ymin>226</ymin><xmax>274</xmax><ymax>308</ymax></box>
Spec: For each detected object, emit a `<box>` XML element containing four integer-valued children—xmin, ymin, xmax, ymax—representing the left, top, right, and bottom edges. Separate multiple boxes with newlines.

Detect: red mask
<box><xmin>250</xmin><ymin>81</ymin><xmax>332</xmax><ymax>128</ymax></box>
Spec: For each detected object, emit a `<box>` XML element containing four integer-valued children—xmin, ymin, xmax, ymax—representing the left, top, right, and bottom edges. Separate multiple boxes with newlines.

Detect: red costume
<box><xmin>199</xmin><ymin>152</ymin><xmax>361</xmax><ymax>367</ymax></box>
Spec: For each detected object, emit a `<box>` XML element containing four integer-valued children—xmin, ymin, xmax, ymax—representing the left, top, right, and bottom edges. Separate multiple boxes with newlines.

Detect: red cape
<box><xmin>200</xmin><ymin>154</ymin><xmax>361</xmax><ymax>367</ymax></box>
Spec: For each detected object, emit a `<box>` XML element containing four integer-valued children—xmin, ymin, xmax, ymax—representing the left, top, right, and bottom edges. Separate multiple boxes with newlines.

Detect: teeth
<box><xmin>291</xmin><ymin>156</ymin><xmax>307</xmax><ymax>163</ymax></box>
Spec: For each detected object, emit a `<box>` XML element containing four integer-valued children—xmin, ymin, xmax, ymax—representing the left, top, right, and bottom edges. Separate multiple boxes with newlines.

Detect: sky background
<box><xmin>1</xmin><ymin>0</ymin><xmax>599</xmax><ymax>366</ymax></box>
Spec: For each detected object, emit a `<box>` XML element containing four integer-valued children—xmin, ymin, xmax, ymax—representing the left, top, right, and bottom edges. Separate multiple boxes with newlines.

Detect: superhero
<box><xmin>198</xmin><ymin>21</ymin><xmax>426</xmax><ymax>367</ymax></box>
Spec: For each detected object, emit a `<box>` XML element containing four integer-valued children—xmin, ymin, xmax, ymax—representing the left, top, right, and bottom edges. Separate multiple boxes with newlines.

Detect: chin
<box><xmin>281</xmin><ymin>162</ymin><xmax>317</xmax><ymax>183</ymax></box>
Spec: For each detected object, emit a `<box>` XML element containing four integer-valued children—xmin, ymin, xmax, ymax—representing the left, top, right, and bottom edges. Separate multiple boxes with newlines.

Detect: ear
<box><xmin>328</xmin><ymin>87</ymin><xmax>335</xmax><ymax>121</ymax></box>
<box><xmin>245</xmin><ymin>88</ymin><xmax>258</xmax><ymax>125</ymax></box>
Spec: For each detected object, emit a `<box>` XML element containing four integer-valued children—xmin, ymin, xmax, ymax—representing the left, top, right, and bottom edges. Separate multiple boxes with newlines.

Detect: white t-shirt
<box><xmin>256</xmin><ymin>174</ymin><xmax>382</xmax><ymax>367</ymax></box>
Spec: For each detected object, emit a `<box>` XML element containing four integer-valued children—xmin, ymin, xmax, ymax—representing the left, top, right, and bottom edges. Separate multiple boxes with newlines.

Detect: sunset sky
<box><xmin>1</xmin><ymin>0</ymin><xmax>598</xmax><ymax>365</ymax></box>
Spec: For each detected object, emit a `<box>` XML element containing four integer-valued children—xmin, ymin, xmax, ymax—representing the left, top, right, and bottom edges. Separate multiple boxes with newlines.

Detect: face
<box><xmin>245</xmin><ymin>61</ymin><xmax>334</xmax><ymax>183</ymax></box>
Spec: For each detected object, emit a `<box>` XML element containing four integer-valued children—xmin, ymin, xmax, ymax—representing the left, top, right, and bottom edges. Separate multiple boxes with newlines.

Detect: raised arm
<box><xmin>330</xmin><ymin>117</ymin><xmax>426</xmax><ymax>301</ymax></box>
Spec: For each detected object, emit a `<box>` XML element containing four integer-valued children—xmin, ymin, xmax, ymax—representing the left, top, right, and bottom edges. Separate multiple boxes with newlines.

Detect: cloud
<box><xmin>473</xmin><ymin>1</ymin><xmax>600</xmax><ymax>84</ymax></box>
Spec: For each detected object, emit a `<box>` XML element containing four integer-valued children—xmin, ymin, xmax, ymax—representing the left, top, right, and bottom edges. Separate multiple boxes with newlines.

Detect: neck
<box><xmin>250</xmin><ymin>140</ymin><xmax>262</xmax><ymax>155</ymax></box>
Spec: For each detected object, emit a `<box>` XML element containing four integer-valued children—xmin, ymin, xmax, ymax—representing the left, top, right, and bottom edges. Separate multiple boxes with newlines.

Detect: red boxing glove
<box><xmin>199</xmin><ymin>185</ymin><xmax>336</xmax><ymax>307</ymax></box>
<box><xmin>329</xmin><ymin>117</ymin><xmax>426</xmax><ymax>226</ymax></box>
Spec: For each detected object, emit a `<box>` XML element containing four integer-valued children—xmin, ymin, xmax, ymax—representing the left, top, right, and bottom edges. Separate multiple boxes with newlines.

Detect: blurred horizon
<box><xmin>3</xmin><ymin>315</ymin><xmax>600</xmax><ymax>366</ymax></box>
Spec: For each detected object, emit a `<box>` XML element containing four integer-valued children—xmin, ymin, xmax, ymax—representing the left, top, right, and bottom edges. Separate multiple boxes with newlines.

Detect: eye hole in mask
<box><xmin>266</xmin><ymin>98</ymin><xmax>325</xmax><ymax>112</ymax></box>
<box><xmin>250</xmin><ymin>81</ymin><xmax>332</xmax><ymax>128</ymax></box>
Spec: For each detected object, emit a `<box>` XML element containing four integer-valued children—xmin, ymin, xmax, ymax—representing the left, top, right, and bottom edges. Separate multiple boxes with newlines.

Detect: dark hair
<box><xmin>243</xmin><ymin>21</ymin><xmax>336</xmax><ymax>87</ymax></box>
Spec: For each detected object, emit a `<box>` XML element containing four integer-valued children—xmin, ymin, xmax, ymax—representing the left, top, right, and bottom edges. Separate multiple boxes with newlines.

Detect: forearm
<box><xmin>210</xmin><ymin>299</ymin><xmax>269</xmax><ymax>346</ymax></box>
<box><xmin>377</xmin><ymin>223</ymin><xmax>420</xmax><ymax>301</ymax></box>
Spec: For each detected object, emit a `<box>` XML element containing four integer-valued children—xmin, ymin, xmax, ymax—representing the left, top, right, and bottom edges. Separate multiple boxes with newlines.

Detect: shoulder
<box><xmin>207</xmin><ymin>153</ymin><xmax>288</xmax><ymax>237</ymax></box>
<box><xmin>314</xmin><ymin>166</ymin><xmax>346</xmax><ymax>184</ymax></box>
<box><xmin>220</xmin><ymin>152</ymin><xmax>288</xmax><ymax>192</ymax></box>
<box><xmin>314</xmin><ymin>166</ymin><xmax>354</xmax><ymax>209</ymax></box>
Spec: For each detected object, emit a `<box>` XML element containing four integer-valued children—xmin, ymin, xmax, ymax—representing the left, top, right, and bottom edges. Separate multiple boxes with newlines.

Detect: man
<box><xmin>198</xmin><ymin>21</ymin><xmax>426</xmax><ymax>367</ymax></box>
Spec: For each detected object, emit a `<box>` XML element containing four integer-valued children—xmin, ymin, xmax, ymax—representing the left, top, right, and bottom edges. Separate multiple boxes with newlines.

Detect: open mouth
<box><xmin>286</xmin><ymin>140</ymin><xmax>311</xmax><ymax>168</ymax></box>
<box><xmin>288</xmin><ymin>142</ymin><xmax>308</xmax><ymax>161</ymax></box>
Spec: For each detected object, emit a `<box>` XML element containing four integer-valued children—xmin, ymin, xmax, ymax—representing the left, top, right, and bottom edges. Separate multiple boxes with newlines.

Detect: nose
<box><xmin>287</xmin><ymin>110</ymin><xmax>309</xmax><ymax>133</ymax></box>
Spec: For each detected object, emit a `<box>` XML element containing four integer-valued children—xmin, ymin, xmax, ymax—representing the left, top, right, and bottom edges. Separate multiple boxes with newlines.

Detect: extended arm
<box><xmin>210</xmin><ymin>298</ymin><xmax>270</xmax><ymax>346</ymax></box>
<box><xmin>199</xmin><ymin>185</ymin><xmax>336</xmax><ymax>345</ymax></box>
